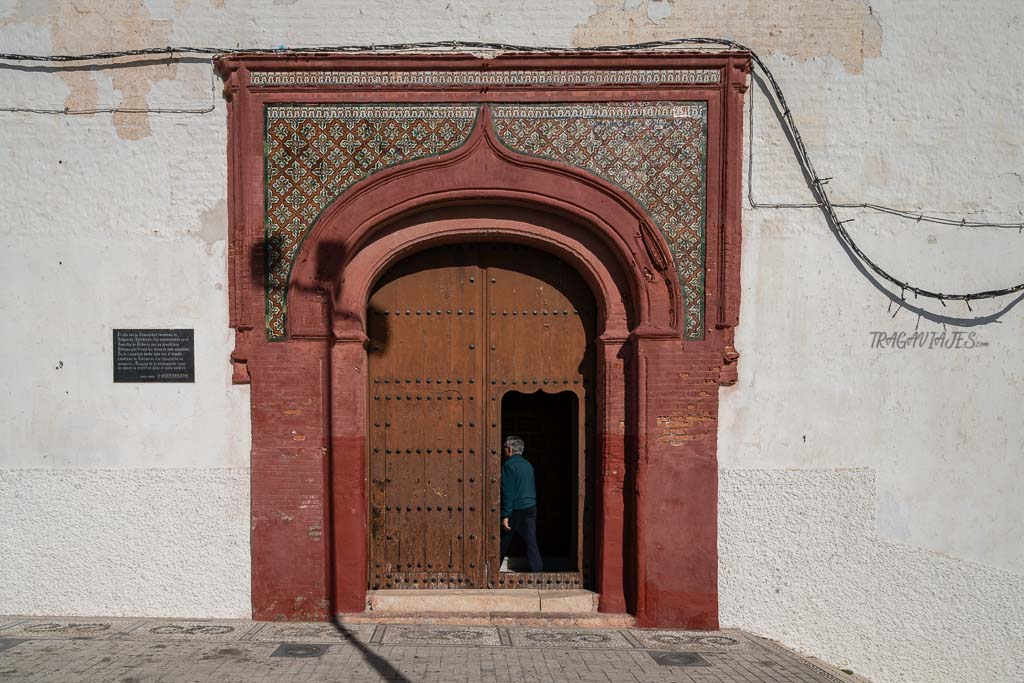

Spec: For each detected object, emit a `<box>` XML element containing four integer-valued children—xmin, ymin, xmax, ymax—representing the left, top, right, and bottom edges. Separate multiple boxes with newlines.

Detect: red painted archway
<box><xmin>217</xmin><ymin>52</ymin><xmax>749</xmax><ymax>628</ymax></box>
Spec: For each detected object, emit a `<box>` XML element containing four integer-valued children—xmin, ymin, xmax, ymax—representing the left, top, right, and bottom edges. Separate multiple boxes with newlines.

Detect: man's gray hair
<box><xmin>504</xmin><ymin>435</ymin><xmax>525</xmax><ymax>456</ymax></box>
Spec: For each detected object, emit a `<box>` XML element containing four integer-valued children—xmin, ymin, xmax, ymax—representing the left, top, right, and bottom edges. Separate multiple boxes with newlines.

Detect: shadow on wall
<box><xmin>252</xmin><ymin>238</ymin><xmax>351</xmax><ymax>294</ymax></box>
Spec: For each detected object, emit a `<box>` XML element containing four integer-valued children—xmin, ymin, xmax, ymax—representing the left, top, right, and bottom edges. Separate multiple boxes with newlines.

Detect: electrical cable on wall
<box><xmin>1</xmin><ymin>38</ymin><xmax>1022</xmax><ymax>305</ymax></box>
<box><xmin>0</xmin><ymin>64</ymin><xmax>219</xmax><ymax>115</ymax></box>
<box><xmin>745</xmin><ymin>91</ymin><xmax>1024</xmax><ymax>230</ymax></box>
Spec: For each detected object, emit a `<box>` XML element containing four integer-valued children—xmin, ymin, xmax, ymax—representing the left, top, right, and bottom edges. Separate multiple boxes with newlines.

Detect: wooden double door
<box><xmin>367</xmin><ymin>244</ymin><xmax>595</xmax><ymax>590</ymax></box>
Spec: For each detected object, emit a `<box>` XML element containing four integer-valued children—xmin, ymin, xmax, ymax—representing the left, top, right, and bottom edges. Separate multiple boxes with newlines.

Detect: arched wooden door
<box><xmin>367</xmin><ymin>243</ymin><xmax>595</xmax><ymax>590</ymax></box>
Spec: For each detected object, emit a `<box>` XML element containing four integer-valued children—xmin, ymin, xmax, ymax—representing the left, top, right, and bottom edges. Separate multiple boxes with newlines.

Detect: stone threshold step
<box><xmin>337</xmin><ymin>611</ymin><xmax>636</xmax><ymax>628</ymax></box>
<box><xmin>366</xmin><ymin>589</ymin><xmax>597</xmax><ymax>615</ymax></box>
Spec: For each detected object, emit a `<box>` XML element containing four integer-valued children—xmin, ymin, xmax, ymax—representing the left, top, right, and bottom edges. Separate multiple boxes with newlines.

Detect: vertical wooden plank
<box><xmin>463</xmin><ymin>250</ymin><xmax>486</xmax><ymax>587</ymax></box>
<box><xmin>482</xmin><ymin>248</ymin><xmax>500</xmax><ymax>587</ymax></box>
<box><xmin>367</xmin><ymin>287</ymin><xmax>391</xmax><ymax>587</ymax></box>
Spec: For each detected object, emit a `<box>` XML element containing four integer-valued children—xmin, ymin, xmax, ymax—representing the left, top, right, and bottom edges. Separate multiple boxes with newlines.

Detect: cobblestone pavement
<box><xmin>0</xmin><ymin>617</ymin><xmax>861</xmax><ymax>682</ymax></box>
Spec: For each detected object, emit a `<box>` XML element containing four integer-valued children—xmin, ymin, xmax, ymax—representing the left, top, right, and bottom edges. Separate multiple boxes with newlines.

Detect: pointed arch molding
<box><xmin>216</xmin><ymin>53</ymin><xmax>750</xmax><ymax>627</ymax></box>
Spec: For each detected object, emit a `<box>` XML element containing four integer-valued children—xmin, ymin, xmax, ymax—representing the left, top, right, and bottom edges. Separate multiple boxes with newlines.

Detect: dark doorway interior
<box><xmin>500</xmin><ymin>390</ymin><xmax>580</xmax><ymax>572</ymax></box>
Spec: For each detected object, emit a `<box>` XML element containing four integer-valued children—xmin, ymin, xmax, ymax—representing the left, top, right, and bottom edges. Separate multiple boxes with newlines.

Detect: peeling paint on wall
<box><xmin>0</xmin><ymin>0</ymin><xmax>199</xmax><ymax>139</ymax></box>
<box><xmin>195</xmin><ymin>198</ymin><xmax>228</xmax><ymax>248</ymax></box>
<box><xmin>573</xmin><ymin>0</ymin><xmax>882</xmax><ymax>73</ymax></box>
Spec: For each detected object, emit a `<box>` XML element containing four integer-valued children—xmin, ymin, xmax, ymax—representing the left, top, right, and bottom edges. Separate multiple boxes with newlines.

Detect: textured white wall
<box><xmin>0</xmin><ymin>1</ymin><xmax>1021</xmax><ymax>681</ymax></box>
<box><xmin>718</xmin><ymin>470</ymin><xmax>1024</xmax><ymax>683</ymax></box>
<box><xmin>713</xmin><ymin>4</ymin><xmax>1024</xmax><ymax>681</ymax></box>
<box><xmin>0</xmin><ymin>469</ymin><xmax>250</xmax><ymax>618</ymax></box>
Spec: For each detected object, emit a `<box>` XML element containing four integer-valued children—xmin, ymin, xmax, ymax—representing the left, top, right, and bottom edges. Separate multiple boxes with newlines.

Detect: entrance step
<box><xmin>367</xmin><ymin>589</ymin><xmax>596</xmax><ymax>614</ymax></box>
<box><xmin>338</xmin><ymin>611</ymin><xmax>635</xmax><ymax>627</ymax></box>
<box><xmin>354</xmin><ymin>589</ymin><xmax>633</xmax><ymax>626</ymax></box>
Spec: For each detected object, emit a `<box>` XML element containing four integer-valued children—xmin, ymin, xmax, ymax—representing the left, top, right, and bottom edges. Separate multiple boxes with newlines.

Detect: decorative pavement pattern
<box><xmin>0</xmin><ymin>616</ymin><xmax>862</xmax><ymax>682</ymax></box>
<box><xmin>264</xmin><ymin>100</ymin><xmax>709</xmax><ymax>341</ymax></box>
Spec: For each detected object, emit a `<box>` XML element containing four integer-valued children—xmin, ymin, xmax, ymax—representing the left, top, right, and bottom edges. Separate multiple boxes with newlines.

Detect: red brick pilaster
<box><xmin>250</xmin><ymin>339</ymin><xmax>331</xmax><ymax>620</ymax></box>
<box><xmin>635</xmin><ymin>337</ymin><xmax>720</xmax><ymax>629</ymax></box>
<box><xmin>329</xmin><ymin>333</ymin><xmax>369</xmax><ymax>614</ymax></box>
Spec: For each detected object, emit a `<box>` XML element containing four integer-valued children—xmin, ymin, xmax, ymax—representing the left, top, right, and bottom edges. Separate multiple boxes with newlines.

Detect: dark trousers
<box><xmin>500</xmin><ymin>506</ymin><xmax>543</xmax><ymax>573</ymax></box>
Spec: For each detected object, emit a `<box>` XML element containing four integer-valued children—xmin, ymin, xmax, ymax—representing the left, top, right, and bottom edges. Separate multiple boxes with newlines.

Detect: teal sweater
<box><xmin>500</xmin><ymin>454</ymin><xmax>537</xmax><ymax>518</ymax></box>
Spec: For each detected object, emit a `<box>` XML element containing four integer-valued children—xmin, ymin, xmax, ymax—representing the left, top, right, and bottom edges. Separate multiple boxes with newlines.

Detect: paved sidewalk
<box><xmin>0</xmin><ymin>616</ymin><xmax>861</xmax><ymax>682</ymax></box>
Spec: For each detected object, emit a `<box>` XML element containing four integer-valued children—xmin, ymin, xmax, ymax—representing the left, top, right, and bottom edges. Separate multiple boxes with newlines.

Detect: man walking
<box><xmin>499</xmin><ymin>435</ymin><xmax>543</xmax><ymax>573</ymax></box>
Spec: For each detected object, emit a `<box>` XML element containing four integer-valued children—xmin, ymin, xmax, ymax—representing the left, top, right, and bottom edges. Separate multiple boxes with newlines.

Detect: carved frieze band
<box><xmin>251</xmin><ymin>69</ymin><xmax>721</xmax><ymax>88</ymax></box>
<box><xmin>268</xmin><ymin>105</ymin><xmax>479</xmax><ymax>119</ymax></box>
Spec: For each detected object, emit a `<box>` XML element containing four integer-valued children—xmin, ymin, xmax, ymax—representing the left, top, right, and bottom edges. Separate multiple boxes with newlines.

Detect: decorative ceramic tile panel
<box><xmin>252</xmin><ymin>69</ymin><xmax>720</xmax><ymax>88</ymax></box>
<box><xmin>492</xmin><ymin>103</ymin><xmax>708</xmax><ymax>338</ymax></box>
<box><xmin>263</xmin><ymin>101</ymin><xmax>708</xmax><ymax>339</ymax></box>
<box><xmin>264</xmin><ymin>105</ymin><xmax>479</xmax><ymax>338</ymax></box>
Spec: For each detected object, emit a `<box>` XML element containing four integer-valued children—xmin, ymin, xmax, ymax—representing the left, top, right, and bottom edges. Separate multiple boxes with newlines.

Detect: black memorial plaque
<box><xmin>113</xmin><ymin>329</ymin><xmax>195</xmax><ymax>383</ymax></box>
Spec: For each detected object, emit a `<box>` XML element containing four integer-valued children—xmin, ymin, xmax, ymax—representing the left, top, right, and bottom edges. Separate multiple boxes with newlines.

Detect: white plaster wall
<box><xmin>718</xmin><ymin>470</ymin><xmax>1024</xmax><ymax>683</ymax></box>
<box><xmin>713</xmin><ymin>4</ymin><xmax>1024</xmax><ymax>681</ymax></box>
<box><xmin>0</xmin><ymin>1</ymin><xmax>1022</xmax><ymax>681</ymax></box>
<box><xmin>0</xmin><ymin>469</ymin><xmax>250</xmax><ymax>618</ymax></box>
<box><xmin>0</xmin><ymin>5</ymin><xmax>252</xmax><ymax>619</ymax></box>
<box><xmin>0</xmin><ymin>74</ymin><xmax>249</xmax><ymax>471</ymax></box>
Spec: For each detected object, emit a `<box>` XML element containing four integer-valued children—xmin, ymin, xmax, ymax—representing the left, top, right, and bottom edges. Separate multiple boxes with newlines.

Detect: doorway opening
<box><xmin>365</xmin><ymin>242</ymin><xmax>596</xmax><ymax>591</ymax></box>
<box><xmin>500</xmin><ymin>390</ymin><xmax>583</xmax><ymax>574</ymax></box>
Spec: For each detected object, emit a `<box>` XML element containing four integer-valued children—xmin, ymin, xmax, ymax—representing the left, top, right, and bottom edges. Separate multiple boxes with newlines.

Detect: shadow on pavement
<box><xmin>331</xmin><ymin>618</ymin><xmax>412</xmax><ymax>683</ymax></box>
